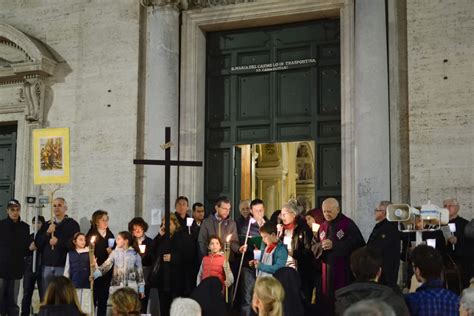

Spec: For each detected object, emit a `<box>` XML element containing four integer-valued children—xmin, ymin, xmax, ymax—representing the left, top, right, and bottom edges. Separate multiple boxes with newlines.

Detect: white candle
<box><xmin>139</xmin><ymin>244</ymin><xmax>146</xmax><ymax>254</ymax></box>
<box><xmin>426</xmin><ymin>239</ymin><xmax>436</xmax><ymax>249</ymax></box>
<box><xmin>186</xmin><ymin>218</ymin><xmax>194</xmax><ymax>227</ymax></box>
<box><xmin>312</xmin><ymin>223</ymin><xmax>320</xmax><ymax>233</ymax></box>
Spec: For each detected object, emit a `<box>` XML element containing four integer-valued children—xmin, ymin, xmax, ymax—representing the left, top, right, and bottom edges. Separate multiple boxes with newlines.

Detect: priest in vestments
<box><xmin>312</xmin><ymin>198</ymin><xmax>365</xmax><ymax>312</ymax></box>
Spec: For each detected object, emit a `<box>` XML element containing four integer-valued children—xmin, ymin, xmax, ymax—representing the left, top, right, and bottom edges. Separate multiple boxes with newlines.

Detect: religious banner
<box><xmin>33</xmin><ymin>127</ymin><xmax>70</xmax><ymax>184</ymax></box>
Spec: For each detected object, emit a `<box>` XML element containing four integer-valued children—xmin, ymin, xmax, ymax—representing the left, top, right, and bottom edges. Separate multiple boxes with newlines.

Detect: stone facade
<box><xmin>0</xmin><ymin>0</ymin><xmax>472</xmax><ymax>237</ymax></box>
<box><xmin>407</xmin><ymin>0</ymin><xmax>474</xmax><ymax>219</ymax></box>
<box><xmin>0</xmin><ymin>0</ymin><xmax>141</xmax><ymax>232</ymax></box>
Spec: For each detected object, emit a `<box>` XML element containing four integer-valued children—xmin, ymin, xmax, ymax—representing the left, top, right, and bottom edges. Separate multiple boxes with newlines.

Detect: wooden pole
<box><xmin>232</xmin><ymin>218</ymin><xmax>255</xmax><ymax>303</ymax></box>
<box><xmin>89</xmin><ymin>236</ymin><xmax>96</xmax><ymax>316</ymax></box>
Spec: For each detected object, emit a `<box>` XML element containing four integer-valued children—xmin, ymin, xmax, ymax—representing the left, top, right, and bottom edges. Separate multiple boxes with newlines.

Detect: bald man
<box><xmin>312</xmin><ymin>198</ymin><xmax>365</xmax><ymax>309</ymax></box>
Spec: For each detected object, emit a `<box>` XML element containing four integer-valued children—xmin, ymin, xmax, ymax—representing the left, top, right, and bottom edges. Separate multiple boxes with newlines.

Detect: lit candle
<box><xmin>139</xmin><ymin>244</ymin><xmax>146</xmax><ymax>254</ymax></box>
<box><xmin>186</xmin><ymin>218</ymin><xmax>194</xmax><ymax>235</ymax></box>
<box><xmin>312</xmin><ymin>223</ymin><xmax>320</xmax><ymax>233</ymax></box>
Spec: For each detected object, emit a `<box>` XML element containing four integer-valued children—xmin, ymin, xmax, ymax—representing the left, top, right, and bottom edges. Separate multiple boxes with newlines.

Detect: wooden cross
<box><xmin>134</xmin><ymin>127</ymin><xmax>203</xmax><ymax>237</ymax></box>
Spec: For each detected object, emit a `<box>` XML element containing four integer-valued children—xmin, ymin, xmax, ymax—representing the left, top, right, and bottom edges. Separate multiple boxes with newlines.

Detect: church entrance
<box><xmin>235</xmin><ymin>141</ymin><xmax>317</xmax><ymax>219</ymax></box>
<box><xmin>0</xmin><ymin>124</ymin><xmax>17</xmax><ymax>219</ymax></box>
<box><xmin>204</xmin><ymin>19</ymin><xmax>341</xmax><ymax>217</ymax></box>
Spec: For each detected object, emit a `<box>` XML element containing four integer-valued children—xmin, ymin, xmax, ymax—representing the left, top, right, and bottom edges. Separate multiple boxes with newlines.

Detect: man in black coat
<box><xmin>0</xmin><ymin>199</ymin><xmax>30</xmax><ymax>315</ymax></box>
<box><xmin>35</xmin><ymin>197</ymin><xmax>80</xmax><ymax>297</ymax></box>
<box><xmin>366</xmin><ymin>200</ymin><xmax>401</xmax><ymax>288</ymax></box>
<box><xmin>444</xmin><ymin>198</ymin><xmax>473</xmax><ymax>290</ymax></box>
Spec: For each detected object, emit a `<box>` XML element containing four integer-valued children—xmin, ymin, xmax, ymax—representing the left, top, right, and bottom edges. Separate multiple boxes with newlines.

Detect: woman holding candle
<box><xmin>63</xmin><ymin>232</ymin><xmax>91</xmax><ymax>313</ymax></box>
<box><xmin>93</xmin><ymin>231</ymin><xmax>145</xmax><ymax>297</ymax></box>
<box><xmin>85</xmin><ymin>210</ymin><xmax>115</xmax><ymax>316</ymax></box>
<box><xmin>128</xmin><ymin>217</ymin><xmax>153</xmax><ymax>313</ymax></box>
<box><xmin>149</xmin><ymin>213</ymin><xmax>195</xmax><ymax>316</ymax></box>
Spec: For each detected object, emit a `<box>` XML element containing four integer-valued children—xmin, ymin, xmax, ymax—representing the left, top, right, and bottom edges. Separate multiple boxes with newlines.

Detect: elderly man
<box><xmin>312</xmin><ymin>198</ymin><xmax>365</xmax><ymax>309</ymax></box>
<box><xmin>236</xmin><ymin>199</ymin><xmax>251</xmax><ymax>239</ymax></box>
<box><xmin>444</xmin><ymin>198</ymin><xmax>473</xmax><ymax>290</ymax></box>
<box><xmin>279</xmin><ymin>202</ymin><xmax>314</xmax><ymax>304</ymax></box>
<box><xmin>0</xmin><ymin>199</ymin><xmax>30</xmax><ymax>316</ymax></box>
<box><xmin>366</xmin><ymin>200</ymin><xmax>401</xmax><ymax>288</ymax></box>
<box><xmin>35</xmin><ymin>197</ymin><xmax>80</xmax><ymax>297</ymax></box>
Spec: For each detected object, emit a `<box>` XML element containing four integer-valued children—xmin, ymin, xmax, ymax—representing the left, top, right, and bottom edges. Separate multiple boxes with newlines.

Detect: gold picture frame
<box><xmin>33</xmin><ymin>128</ymin><xmax>70</xmax><ymax>184</ymax></box>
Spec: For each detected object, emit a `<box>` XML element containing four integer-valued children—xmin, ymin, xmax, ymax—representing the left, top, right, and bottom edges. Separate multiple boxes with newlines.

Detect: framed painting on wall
<box><xmin>33</xmin><ymin>128</ymin><xmax>70</xmax><ymax>184</ymax></box>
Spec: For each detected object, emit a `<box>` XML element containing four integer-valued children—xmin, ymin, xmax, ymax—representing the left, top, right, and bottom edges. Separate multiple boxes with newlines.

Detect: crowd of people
<box><xmin>0</xmin><ymin>195</ymin><xmax>473</xmax><ymax>316</ymax></box>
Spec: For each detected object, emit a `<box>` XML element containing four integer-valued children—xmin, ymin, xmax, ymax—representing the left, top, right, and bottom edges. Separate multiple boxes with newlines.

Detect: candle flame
<box><xmin>90</xmin><ymin>236</ymin><xmax>96</xmax><ymax>244</ymax></box>
<box><xmin>226</xmin><ymin>234</ymin><xmax>232</xmax><ymax>243</ymax></box>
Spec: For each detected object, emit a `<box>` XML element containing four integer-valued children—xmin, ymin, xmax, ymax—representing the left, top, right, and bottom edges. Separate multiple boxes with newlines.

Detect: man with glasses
<box><xmin>0</xmin><ymin>199</ymin><xmax>30</xmax><ymax>316</ymax></box>
<box><xmin>366</xmin><ymin>200</ymin><xmax>401</xmax><ymax>288</ymax></box>
<box><xmin>444</xmin><ymin>198</ymin><xmax>473</xmax><ymax>290</ymax></box>
<box><xmin>35</xmin><ymin>197</ymin><xmax>80</xmax><ymax>297</ymax></box>
<box><xmin>197</xmin><ymin>196</ymin><xmax>239</xmax><ymax>260</ymax></box>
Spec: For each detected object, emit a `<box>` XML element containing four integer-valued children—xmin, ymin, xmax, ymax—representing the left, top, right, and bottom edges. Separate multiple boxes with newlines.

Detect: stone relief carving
<box><xmin>23</xmin><ymin>77</ymin><xmax>45</xmax><ymax>122</ymax></box>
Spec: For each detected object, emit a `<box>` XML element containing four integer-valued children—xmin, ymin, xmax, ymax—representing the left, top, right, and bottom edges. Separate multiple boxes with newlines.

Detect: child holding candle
<box><xmin>63</xmin><ymin>232</ymin><xmax>91</xmax><ymax>313</ymax></box>
<box><xmin>196</xmin><ymin>235</ymin><xmax>234</xmax><ymax>290</ymax></box>
<box><xmin>93</xmin><ymin>231</ymin><xmax>145</xmax><ymax>298</ymax></box>
<box><xmin>250</xmin><ymin>222</ymin><xmax>288</xmax><ymax>277</ymax></box>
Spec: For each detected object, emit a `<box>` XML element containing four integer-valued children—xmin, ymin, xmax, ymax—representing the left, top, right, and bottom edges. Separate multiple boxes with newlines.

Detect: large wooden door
<box><xmin>0</xmin><ymin>124</ymin><xmax>17</xmax><ymax>219</ymax></box>
<box><xmin>205</xmin><ymin>19</ymin><xmax>341</xmax><ymax>212</ymax></box>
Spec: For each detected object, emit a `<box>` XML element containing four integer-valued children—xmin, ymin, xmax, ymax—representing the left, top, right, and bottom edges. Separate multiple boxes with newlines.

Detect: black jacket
<box><xmin>85</xmin><ymin>227</ymin><xmax>115</xmax><ymax>266</ymax></box>
<box><xmin>335</xmin><ymin>282</ymin><xmax>409</xmax><ymax>316</ymax></box>
<box><xmin>280</xmin><ymin>216</ymin><xmax>314</xmax><ymax>273</ymax></box>
<box><xmin>0</xmin><ymin>217</ymin><xmax>30</xmax><ymax>279</ymax></box>
<box><xmin>149</xmin><ymin>229</ymin><xmax>195</xmax><ymax>296</ymax></box>
<box><xmin>190</xmin><ymin>277</ymin><xmax>228</xmax><ymax>316</ymax></box>
<box><xmin>367</xmin><ymin>219</ymin><xmax>401</xmax><ymax>287</ymax></box>
<box><xmin>35</xmin><ymin>216</ymin><xmax>80</xmax><ymax>267</ymax></box>
<box><xmin>274</xmin><ymin>267</ymin><xmax>305</xmax><ymax>316</ymax></box>
<box><xmin>38</xmin><ymin>304</ymin><xmax>85</xmax><ymax>316</ymax></box>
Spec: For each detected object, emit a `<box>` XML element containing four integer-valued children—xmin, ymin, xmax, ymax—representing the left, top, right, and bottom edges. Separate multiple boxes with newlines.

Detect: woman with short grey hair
<box><xmin>460</xmin><ymin>288</ymin><xmax>474</xmax><ymax>316</ymax></box>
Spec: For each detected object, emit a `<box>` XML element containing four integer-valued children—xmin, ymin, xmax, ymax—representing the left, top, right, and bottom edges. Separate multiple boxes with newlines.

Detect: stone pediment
<box><xmin>0</xmin><ymin>23</ymin><xmax>59</xmax><ymax>122</ymax></box>
<box><xmin>0</xmin><ymin>23</ymin><xmax>57</xmax><ymax>83</ymax></box>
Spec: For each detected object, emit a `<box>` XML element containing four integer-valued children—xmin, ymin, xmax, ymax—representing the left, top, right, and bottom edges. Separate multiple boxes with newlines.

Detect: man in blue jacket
<box><xmin>0</xmin><ymin>199</ymin><xmax>30</xmax><ymax>316</ymax></box>
<box><xmin>35</xmin><ymin>197</ymin><xmax>80</xmax><ymax>297</ymax></box>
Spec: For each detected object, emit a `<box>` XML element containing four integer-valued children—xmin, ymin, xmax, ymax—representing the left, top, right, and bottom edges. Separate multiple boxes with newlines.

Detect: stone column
<box><xmin>140</xmin><ymin>1</ymin><xmax>181</xmax><ymax>236</ymax></box>
<box><xmin>353</xmin><ymin>0</ymin><xmax>391</xmax><ymax>238</ymax></box>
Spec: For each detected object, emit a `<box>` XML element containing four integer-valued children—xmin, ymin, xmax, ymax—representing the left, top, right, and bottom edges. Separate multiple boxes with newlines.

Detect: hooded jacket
<box><xmin>335</xmin><ymin>282</ymin><xmax>409</xmax><ymax>316</ymax></box>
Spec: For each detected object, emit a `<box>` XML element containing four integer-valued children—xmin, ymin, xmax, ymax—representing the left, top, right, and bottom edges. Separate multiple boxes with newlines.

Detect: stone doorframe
<box><xmin>179</xmin><ymin>0</ymin><xmax>356</xmax><ymax>215</ymax></box>
<box><xmin>0</xmin><ymin>23</ymin><xmax>58</xmax><ymax>212</ymax></box>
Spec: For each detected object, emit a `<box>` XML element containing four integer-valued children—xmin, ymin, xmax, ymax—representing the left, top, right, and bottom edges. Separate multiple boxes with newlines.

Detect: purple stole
<box><xmin>319</xmin><ymin>214</ymin><xmax>351</xmax><ymax>298</ymax></box>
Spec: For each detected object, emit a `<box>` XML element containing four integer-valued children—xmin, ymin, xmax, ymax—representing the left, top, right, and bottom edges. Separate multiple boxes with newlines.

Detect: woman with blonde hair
<box><xmin>252</xmin><ymin>276</ymin><xmax>285</xmax><ymax>316</ymax></box>
<box><xmin>38</xmin><ymin>276</ymin><xmax>85</xmax><ymax>316</ymax></box>
<box><xmin>110</xmin><ymin>287</ymin><xmax>141</xmax><ymax>315</ymax></box>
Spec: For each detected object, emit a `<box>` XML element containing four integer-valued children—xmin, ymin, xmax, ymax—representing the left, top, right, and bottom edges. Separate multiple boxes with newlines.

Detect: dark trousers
<box><xmin>20</xmin><ymin>261</ymin><xmax>43</xmax><ymax>316</ymax></box>
<box><xmin>93</xmin><ymin>271</ymin><xmax>112</xmax><ymax>316</ymax></box>
<box><xmin>158</xmin><ymin>290</ymin><xmax>171</xmax><ymax>316</ymax></box>
<box><xmin>240</xmin><ymin>267</ymin><xmax>257</xmax><ymax>316</ymax></box>
<box><xmin>0</xmin><ymin>279</ymin><xmax>20</xmax><ymax>316</ymax></box>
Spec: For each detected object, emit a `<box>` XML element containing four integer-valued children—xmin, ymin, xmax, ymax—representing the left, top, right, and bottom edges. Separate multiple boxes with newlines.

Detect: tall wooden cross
<box><xmin>134</xmin><ymin>127</ymin><xmax>203</xmax><ymax>237</ymax></box>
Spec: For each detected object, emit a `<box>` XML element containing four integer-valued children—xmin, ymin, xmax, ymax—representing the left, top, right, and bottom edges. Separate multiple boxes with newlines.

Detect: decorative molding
<box><xmin>179</xmin><ymin>0</ymin><xmax>354</xmax><ymax>213</ymax></box>
<box><xmin>140</xmin><ymin>0</ymin><xmax>186</xmax><ymax>9</ymax></box>
<box><xmin>0</xmin><ymin>23</ymin><xmax>58</xmax><ymax>123</ymax></box>
<box><xmin>23</xmin><ymin>77</ymin><xmax>45</xmax><ymax>122</ymax></box>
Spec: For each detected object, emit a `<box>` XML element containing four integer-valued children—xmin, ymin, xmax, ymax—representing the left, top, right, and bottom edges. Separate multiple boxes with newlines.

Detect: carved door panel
<box><xmin>0</xmin><ymin>125</ymin><xmax>17</xmax><ymax>219</ymax></box>
<box><xmin>205</xmin><ymin>19</ymin><xmax>341</xmax><ymax>210</ymax></box>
